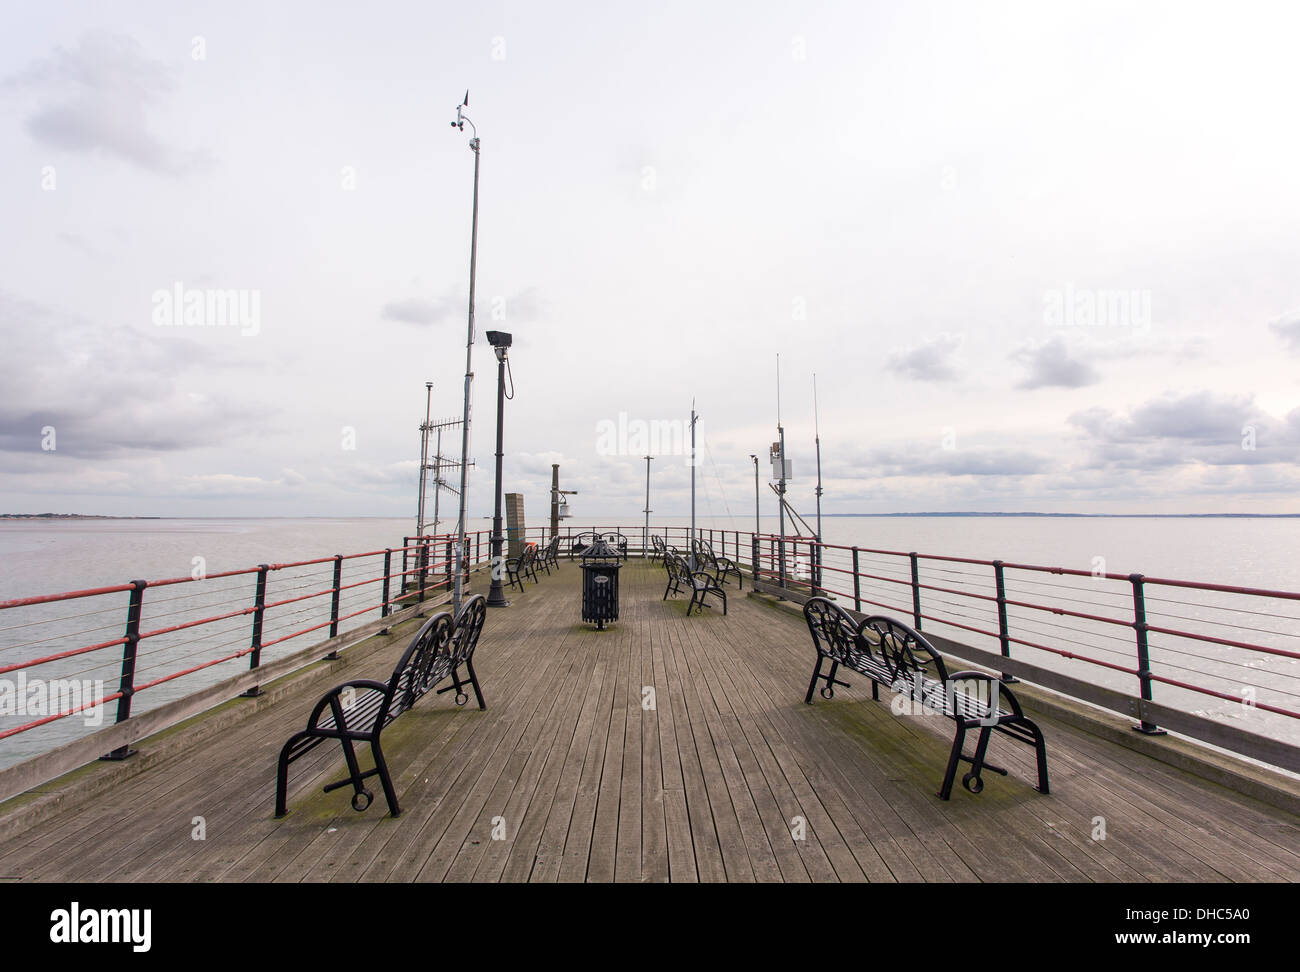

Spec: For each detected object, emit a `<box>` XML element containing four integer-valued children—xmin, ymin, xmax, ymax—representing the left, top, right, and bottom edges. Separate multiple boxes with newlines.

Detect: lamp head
<box><xmin>486</xmin><ymin>330</ymin><xmax>512</xmax><ymax>361</ymax></box>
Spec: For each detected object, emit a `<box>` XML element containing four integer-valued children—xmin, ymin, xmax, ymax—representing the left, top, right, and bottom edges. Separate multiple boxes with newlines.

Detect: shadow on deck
<box><xmin>0</xmin><ymin>563</ymin><xmax>1296</xmax><ymax>882</ymax></box>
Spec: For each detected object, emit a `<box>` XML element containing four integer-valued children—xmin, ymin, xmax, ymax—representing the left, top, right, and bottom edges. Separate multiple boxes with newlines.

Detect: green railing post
<box><xmin>909</xmin><ymin>552</ymin><xmax>922</xmax><ymax>630</ymax></box>
<box><xmin>101</xmin><ymin>579</ymin><xmax>146</xmax><ymax>761</ymax></box>
<box><xmin>241</xmin><ymin>564</ymin><xmax>270</xmax><ymax>697</ymax></box>
<box><xmin>992</xmin><ymin>560</ymin><xmax>1016</xmax><ymax>683</ymax></box>
<box><xmin>1130</xmin><ymin>573</ymin><xmax>1165</xmax><ymax>735</ymax></box>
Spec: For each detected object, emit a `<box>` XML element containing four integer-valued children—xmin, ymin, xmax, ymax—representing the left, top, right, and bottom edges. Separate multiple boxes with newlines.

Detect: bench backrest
<box><xmin>665</xmin><ymin>551</ymin><xmax>689</xmax><ymax>583</ymax></box>
<box><xmin>380</xmin><ymin>594</ymin><xmax>488</xmax><ymax>725</ymax></box>
<box><xmin>803</xmin><ymin>597</ymin><xmax>863</xmax><ymax>665</ymax></box>
<box><xmin>382</xmin><ymin>610</ymin><xmax>454</xmax><ymax>724</ymax></box>
<box><xmin>859</xmin><ymin>615</ymin><xmax>952</xmax><ymax>686</ymax></box>
<box><xmin>449</xmin><ymin>594</ymin><xmax>488</xmax><ymax>668</ymax></box>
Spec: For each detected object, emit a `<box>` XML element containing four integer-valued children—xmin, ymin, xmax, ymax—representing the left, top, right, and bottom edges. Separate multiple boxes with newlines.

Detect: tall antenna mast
<box><xmin>689</xmin><ymin>401</ymin><xmax>699</xmax><ymax>570</ymax></box>
<box><xmin>450</xmin><ymin>89</ymin><xmax>480</xmax><ymax>613</ymax></box>
<box><xmin>775</xmin><ymin>353</ymin><xmax>787</xmax><ymax>589</ymax></box>
<box><xmin>813</xmin><ymin>373</ymin><xmax>823</xmax><ymax>540</ymax></box>
<box><xmin>813</xmin><ymin>373</ymin><xmax>823</xmax><ymax>593</ymax></box>
<box><xmin>416</xmin><ymin>382</ymin><xmax>432</xmax><ymax>538</ymax></box>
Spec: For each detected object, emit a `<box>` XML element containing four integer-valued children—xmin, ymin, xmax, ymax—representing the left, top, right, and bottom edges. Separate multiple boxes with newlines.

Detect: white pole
<box><xmin>690</xmin><ymin>403</ymin><xmax>698</xmax><ymax>570</ymax></box>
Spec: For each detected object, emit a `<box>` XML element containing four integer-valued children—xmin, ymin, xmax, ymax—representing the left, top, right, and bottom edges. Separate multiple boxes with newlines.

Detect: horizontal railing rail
<box><xmin>0</xmin><ymin>531</ymin><xmax>498</xmax><ymax>763</ymax></box>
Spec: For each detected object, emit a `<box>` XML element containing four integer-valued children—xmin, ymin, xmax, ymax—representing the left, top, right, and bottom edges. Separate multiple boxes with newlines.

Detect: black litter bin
<box><xmin>581</xmin><ymin>559</ymin><xmax>621</xmax><ymax>629</ymax></box>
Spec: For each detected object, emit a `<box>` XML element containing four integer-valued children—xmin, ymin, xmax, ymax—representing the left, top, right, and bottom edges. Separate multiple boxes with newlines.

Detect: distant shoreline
<box><xmin>0</xmin><ymin>514</ymin><xmax>162</xmax><ymax>520</ymax></box>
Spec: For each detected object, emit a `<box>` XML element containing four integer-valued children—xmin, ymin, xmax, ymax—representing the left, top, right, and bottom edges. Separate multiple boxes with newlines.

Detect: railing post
<box><xmin>852</xmin><ymin>547</ymin><xmax>861</xmax><ymax>613</ymax></box>
<box><xmin>241</xmin><ymin>564</ymin><xmax>270</xmax><ymax>698</ymax></box>
<box><xmin>101</xmin><ymin>579</ymin><xmax>146</xmax><ymax>761</ymax></box>
<box><xmin>992</xmin><ymin>560</ymin><xmax>1016</xmax><ymax>683</ymax></box>
<box><xmin>325</xmin><ymin>554</ymin><xmax>344</xmax><ymax>659</ymax></box>
<box><xmin>401</xmin><ymin>538</ymin><xmax>409</xmax><ymax>592</ymax></box>
<box><xmin>380</xmin><ymin>548</ymin><xmax>392</xmax><ymax>631</ymax></box>
<box><xmin>909</xmin><ymin>552</ymin><xmax>922</xmax><ymax>630</ymax></box>
<box><xmin>1129</xmin><ymin>573</ymin><xmax>1165</xmax><ymax>735</ymax></box>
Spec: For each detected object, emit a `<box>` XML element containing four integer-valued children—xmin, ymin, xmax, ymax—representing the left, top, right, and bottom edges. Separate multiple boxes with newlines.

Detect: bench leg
<box><xmin>466</xmin><ymin>658</ymin><xmax>487</xmax><ymax>711</ymax></box>
<box><xmin>337</xmin><ymin>733</ymin><xmax>371</xmax><ymax>809</ymax></box>
<box><xmin>370</xmin><ymin>737</ymin><xmax>401</xmax><ymax>817</ymax></box>
<box><xmin>274</xmin><ymin>734</ymin><xmax>306</xmax><ymax>817</ymax></box>
<box><xmin>964</xmin><ymin>726</ymin><xmax>994</xmax><ymax>794</ymax></box>
<box><xmin>1019</xmin><ymin>717</ymin><xmax>1050</xmax><ymax>794</ymax></box>
<box><xmin>940</xmin><ymin>723</ymin><xmax>967</xmax><ymax>800</ymax></box>
<box><xmin>804</xmin><ymin>656</ymin><xmax>824</xmax><ymax>704</ymax></box>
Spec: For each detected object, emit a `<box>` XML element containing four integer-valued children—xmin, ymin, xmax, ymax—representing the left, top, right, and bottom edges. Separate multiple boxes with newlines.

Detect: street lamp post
<box><xmin>486</xmin><ymin>330</ymin><xmax>512</xmax><ymax>608</ymax></box>
<box><xmin>642</xmin><ymin>455</ymin><xmax>653</xmax><ymax>558</ymax></box>
<box><xmin>450</xmin><ymin>91</ymin><xmax>479</xmax><ymax>614</ymax></box>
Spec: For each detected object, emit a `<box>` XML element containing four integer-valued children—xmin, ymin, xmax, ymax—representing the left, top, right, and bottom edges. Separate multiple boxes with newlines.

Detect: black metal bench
<box><xmin>802</xmin><ymin>596</ymin><xmax>1048</xmax><ymax>800</ymax></box>
<box><xmin>601</xmin><ymin>532</ymin><xmax>629</xmax><ymax>561</ymax></box>
<box><xmin>663</xmin><ymin>551</ymin><xmax>727</xmax><ymax>617</ymax></box>
<box><xmin>649</xmin><ymin>534</ymin><xmax>666</xmax><ymax>563</ymax></box>
<box><xmin>537</xmin><ymin>535</ymin><xmax>561</xmax><ymax>572</ymax></box>
<box><xmin>568</xmin><ymin>531</ymin><xmax>599</xmax><ymax>560</ymax></box>
<box><xmin>692</xmin><ymin>539</ymin><xmax>742</xmax><ymax>589</ymax></box>
<box><xmin>274</xmin><ymin>594</ymin><xmax>488</xmax><ymax>818</ymax></box>
<box><xmin>506</xmin><ymin>543</ymin><xmax>539</xmax><ymax>590</ymax></box>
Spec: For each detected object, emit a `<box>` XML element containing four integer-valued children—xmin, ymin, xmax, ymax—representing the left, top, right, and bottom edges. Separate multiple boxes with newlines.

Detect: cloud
<box><xmin>1012</xmin><ymin>336</ymin><xmax>1100</xmax><ymax>389</ymax></box>
<box><xmin>8</xmin><ymin>32</ymin><xmax>210</xmax><ymax>175</ymax></box>
<box><xmin>886</xmin><ymin>333</ymin><xmax>963</xmax><ymax>382</ymax></box>
<box><xmin>0</xmin><ymin>291</ymin><xmax>262</xmax><ymax>457</ymax></box>
<box><xmin>1269</xmin><ymin>312</ymin><xmax>1300</xmax><ymax>353</ymax></box>
<box><xmin>834</xmin><ymin>443</ymin><xmax>1051</xmax><ymax>478</ymax></box>
<box><xmin>1068</xmin><ymin>391</ymin><xmax>1300</xmax><ymax>470</ymax></box>
<box><xmin>381</xmin><ymin>297</ymin><xmax>456</xmax><ymax>326</ymax></box>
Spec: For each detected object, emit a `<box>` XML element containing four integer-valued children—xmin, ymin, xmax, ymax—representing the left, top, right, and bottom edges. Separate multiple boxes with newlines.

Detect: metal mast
<box><xmin>416</xmin><ymin>382</ymin><xmax>432</xmax><ymax>538</ymax></box>
<box><xmin>776</xmin><ymin>354</ymin><xmax>787</xmax><ymax>589</ymax></box>
<box><xmin>643</xmin><ymin>455</ymin><xmax>653</xmax><ymax>558</ymax></box>
<box><xmin>450</xmin><ymin>91</ymin><xmax>479</xmax><ymax>614</ymax></box>
<box><xmin>813</xmin><ymin>373</ymin><xmax>823</xmax><ymax>542</ymax></box>
<box><xmin>689</xmin><ymin>403</ymin><xmax>698</xmax><ymax>569</ymax></box>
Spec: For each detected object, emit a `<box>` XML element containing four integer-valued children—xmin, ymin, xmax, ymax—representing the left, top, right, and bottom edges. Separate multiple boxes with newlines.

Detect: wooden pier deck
<box><xmin>0</xmin><ymin>562</ymin><xmax>1296</xmax><ymax>883</ymax></box>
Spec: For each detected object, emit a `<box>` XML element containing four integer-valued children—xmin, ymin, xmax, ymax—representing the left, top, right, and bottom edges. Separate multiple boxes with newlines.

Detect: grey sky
<box><xmin>2</xmin><ymin>1</ymin><xmax>1298</xmax><ymax>521</ymax></box>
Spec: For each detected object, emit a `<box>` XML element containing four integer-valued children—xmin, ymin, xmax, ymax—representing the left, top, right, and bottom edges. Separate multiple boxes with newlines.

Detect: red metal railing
<box><xmin>748</xmin><ymin>534</ymin><xmax>1300</xmax><ymax>762</ymax></box>
<box><xmin>0</xmin><ymin>531</ymin><xmax>496</xmax><ymax>756</ymax></box>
